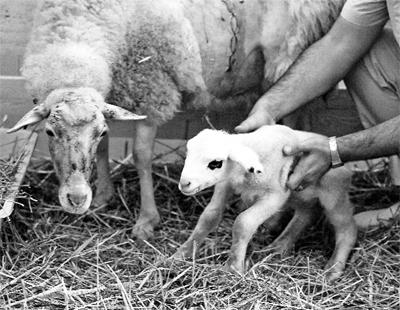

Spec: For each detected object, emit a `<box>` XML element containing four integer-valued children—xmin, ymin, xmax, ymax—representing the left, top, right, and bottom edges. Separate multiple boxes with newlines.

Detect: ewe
<box><xmin>177</xmin><ymin>126</ymin><xmax>392</xmax><ymax>281</ymax></box>
<box><xmin>8</xmin><ymin>0</ymin><xmax>346</xmax><ymax>239</ymax></box>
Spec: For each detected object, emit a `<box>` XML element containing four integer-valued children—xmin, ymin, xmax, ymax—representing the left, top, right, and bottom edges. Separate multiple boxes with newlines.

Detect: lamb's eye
<box><xmin>208</xmin><ymin>160</ymin><xmax>223</xmax><ymax>170</ymax></box>
<box><xmin>100</xmin><ymin>130</ymin><xmax>108</xmax><ymax>137</ymax></box>
<box><xmin>45</xmin><ymin>129</ymin><xmax>55</xmax><ymax>137</ymax></box>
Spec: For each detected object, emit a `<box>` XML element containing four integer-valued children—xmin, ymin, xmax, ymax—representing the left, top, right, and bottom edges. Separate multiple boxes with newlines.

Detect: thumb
<box><xmin>235</xmin><ymin>113</ymin><xmax>264</xmax><ymax>133</ymax></box>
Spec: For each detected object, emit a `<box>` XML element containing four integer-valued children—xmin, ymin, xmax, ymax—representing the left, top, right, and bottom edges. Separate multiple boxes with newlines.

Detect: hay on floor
<box><xmin>0</xmin><ymin>157</ymin><xmax>399</xmax><ymax>309</ymax></box>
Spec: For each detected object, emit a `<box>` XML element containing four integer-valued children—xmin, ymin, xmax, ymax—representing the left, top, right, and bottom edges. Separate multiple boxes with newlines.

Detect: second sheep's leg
<box><xmin>319</xmin><ymin>171</ymin><xmax>357</xmax><ymax>282</ymax></box>
<box><xmin>173</xmin><ymin>182</ymin><xmax>232</xmax><ymax>259</ymax></box>
<box><xmin>131</xmin><ymin>120</ymin><xmax>160</xmax><ymax>240</ymax></box>
<box><xmin>226</xmin><ymin>192</ymin><xmax>289</xmax><ymax>274</ymax></box>
<box><xmin>266</xmin><ymin>199</ymin><xmax>319</xmax><ymax>257</ymax></box>
<box><xmin>94</xmin><ymin>134</ymin><xmax>115</xmax><ymax>206</ymax></box>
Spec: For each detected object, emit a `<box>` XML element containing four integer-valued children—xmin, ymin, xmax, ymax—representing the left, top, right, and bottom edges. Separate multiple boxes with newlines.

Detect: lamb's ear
<box><xmin>228</xmin><ymin>144</ymin><xmax>264</xmax><ymax>174</ymax></box>
<box><xmin>7</xmin><ymin>103</ymin><xmax>50</xmax><ymax>133</ymax></box>
<box><xmin>102</xmin><ymin>104</ymin><xmax>147</xmax><ymax>121</ymax></box>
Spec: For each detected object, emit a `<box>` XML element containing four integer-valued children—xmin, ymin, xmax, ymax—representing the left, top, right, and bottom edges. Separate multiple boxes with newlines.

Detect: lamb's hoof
<box><xmin>172</xmin><ymin>246</ymin><xmax>193</xmax><ymax>260</ymax></box>
<box><xmin>324</xmin><ymin>261</ymin><xmax>345</xmax><ymax>282</ymax></box>
<box><xmin>171</xmin><ymin>250</ymin><xmax>189</xmax><ymax>261</ymax></box>
<box><xmin>223</xmin><ymin>260</ymin><xmax>247</xmax><ymax>275</ymax></box>
<box><xmin>131</xmin><ymin>223</ymin><xmax>155</xmax><ymax>241</ymax></box>
<box><xmin>265</xmin><ymin>241</ymin><xmax>293</xmax><ymax>257</ymax></box>
<box><xmin>93</xmin><ymin>185</ymin><xmax>114</xmax><ymax>207</ymax></box>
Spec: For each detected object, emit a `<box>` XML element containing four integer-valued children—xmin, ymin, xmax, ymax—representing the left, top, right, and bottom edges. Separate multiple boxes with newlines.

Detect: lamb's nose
<box><xmin>178</xmin><ymin>179</ymin><xmax>191</xmax><ymax>191</ymax></box>
<box><xmin>67</xmin><ymin>193</ymin><xmax>87</xmax><ymax>207</ymax></box>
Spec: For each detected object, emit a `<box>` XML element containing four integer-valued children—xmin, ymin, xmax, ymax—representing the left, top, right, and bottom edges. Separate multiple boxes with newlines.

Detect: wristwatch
<box><xmin>328</xmin><ymin>136</ymin><xmax>344</xmax><ymax>168</ymax></box>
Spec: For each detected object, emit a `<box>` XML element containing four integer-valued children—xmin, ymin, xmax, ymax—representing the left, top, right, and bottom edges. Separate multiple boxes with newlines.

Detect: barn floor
<box><xmin>0</xmin><ymin>158</ymin><xmax>399</xmax><ymax>309</ymax></box>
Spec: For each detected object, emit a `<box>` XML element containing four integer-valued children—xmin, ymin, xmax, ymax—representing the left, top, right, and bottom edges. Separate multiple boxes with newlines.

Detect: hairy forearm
<box><xmin>259</xmin><ymin>18</ymin><xmax>383</xmax><ymax>121</ymax></box>
<box><xmin>338</xmin><ymin>116</ymin><xmax>400</xmax><ymax>162</ymax></box>
<box><xmin>264</xmin><ymin>42</ymin><xmax>346</xmax><ymax>120</ymax></box>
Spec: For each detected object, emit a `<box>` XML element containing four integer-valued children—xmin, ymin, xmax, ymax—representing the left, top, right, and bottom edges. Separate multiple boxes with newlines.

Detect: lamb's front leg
<box><xmin>131</xmin><ymin>120</ymin><xmax>160</xmax><ymax>240</ymax></box>
<box><xmin>227</xmin><ymin>191</ymin><xmax>289</xmax><ymax>274</ymax></box>
<box><xmin>174</xmin><ymin>182</ymin><xmax>232</xmax><ymax>259</ymax></box>
<box><xmin>93</xmin><ymin>134</ymin><xmax>114</xmax><ymax>206</ymax></box>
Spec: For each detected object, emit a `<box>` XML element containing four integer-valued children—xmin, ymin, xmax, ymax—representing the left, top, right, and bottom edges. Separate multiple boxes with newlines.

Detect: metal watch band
<box><xmin>328</xmin><ymin>136</ymin><xmax>344</xmax><ymax>168</ymax></box>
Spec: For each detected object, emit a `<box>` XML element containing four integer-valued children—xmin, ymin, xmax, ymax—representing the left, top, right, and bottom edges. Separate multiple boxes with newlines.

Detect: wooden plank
<box><xmin>0</xmin><ymin>129</ymin><xmax>38</xmax><ymax>218</ymax></box>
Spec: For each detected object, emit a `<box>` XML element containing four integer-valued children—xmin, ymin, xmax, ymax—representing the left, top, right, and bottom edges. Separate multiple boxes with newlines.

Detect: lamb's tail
<box><xmin>354</xmin><ymin>203</ymin><xmax>400</xmax><ymax>229</ymax></box>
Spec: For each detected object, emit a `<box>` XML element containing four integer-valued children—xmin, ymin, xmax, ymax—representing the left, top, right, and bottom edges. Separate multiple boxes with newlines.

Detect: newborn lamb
<box><xmin>176</xmin><ymin>125</ymin><xmax>357</xmax><ymax>281</ymax></box>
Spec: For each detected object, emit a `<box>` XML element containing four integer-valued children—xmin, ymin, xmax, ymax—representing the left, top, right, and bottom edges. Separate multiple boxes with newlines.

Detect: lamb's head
<box><xmin>8</xmin><ymin>87</ymin><xmax>146</xmax><ymax>214</ymax></box>
<box><xmin>179</xmin><ymin>129</ymin><xmax>264</xmax><ymax>196</ymax></box>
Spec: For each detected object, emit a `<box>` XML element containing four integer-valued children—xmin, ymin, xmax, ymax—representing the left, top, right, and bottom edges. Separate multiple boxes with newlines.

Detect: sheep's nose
<box><xmin>179</xmin><ymin>179</ymin><xmax>191</xmax><ymax>191</ymax></box>
<box><xmin>67</xmin><ymin>193</ymin><xmax>87</xmax><ymax>207</ymax></box>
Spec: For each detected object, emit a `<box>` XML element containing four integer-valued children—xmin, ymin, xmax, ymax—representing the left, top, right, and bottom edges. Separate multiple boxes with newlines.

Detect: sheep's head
<box><xmin>179</xmin><ymin>129</ymin><xmax>264</xmax><ymax>196</ymax></box>
<box><xmin>8</xmin><ymin>87</ymin><xmax>146</xmax><ymax>214</ymax></box>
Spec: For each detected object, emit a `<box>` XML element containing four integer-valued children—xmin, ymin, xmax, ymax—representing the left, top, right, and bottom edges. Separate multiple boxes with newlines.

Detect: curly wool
<box><xmin>23</xmin><ymin>0</ymin><xmax>345</xmax><ymax>124</ymax></box>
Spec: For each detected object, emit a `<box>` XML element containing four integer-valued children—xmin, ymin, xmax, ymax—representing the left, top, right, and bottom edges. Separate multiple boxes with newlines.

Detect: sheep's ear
<box><xmin>102</xmin><ymin>104</ymin><xmax>147</xmax><ymax>121</ymax></box>
<box><xmin>228</xmin><ymin>144</ymin><xmax>264</xmax><ymax>174</ymax></box>
<box><xmin>7</xmin><ymin>103</ymin><xmax>50</xmax><ymax>133</ymax></box>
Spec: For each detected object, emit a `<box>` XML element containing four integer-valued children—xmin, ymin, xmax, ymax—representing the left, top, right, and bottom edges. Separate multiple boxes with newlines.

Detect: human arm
<box><xmin>235</xmin><ymin>16</ymin><xmax>383</xmax><ymax>132</ymax></box>
<box><xmin>283</xmin><ymin>115</ymin><xmax>400</xmax><ymax>190</ymax></box>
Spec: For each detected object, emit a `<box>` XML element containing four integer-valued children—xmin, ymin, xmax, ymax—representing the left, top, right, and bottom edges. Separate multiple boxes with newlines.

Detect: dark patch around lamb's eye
<box><xmin>45</xmin><ymin>128</ymin><xmax>55</xmax><ymax>137</ymax></box>
<box><xmin>208</xmin><ymin>160</ymin><xmax>223</xmax><ymax>170</ymax></box>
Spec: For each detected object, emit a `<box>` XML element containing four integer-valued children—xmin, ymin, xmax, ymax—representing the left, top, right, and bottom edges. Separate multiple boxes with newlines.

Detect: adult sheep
<box><xmin>8</xmin><ymin>0</ymin><xmax>346</xmax><ymax>239</ymax></box>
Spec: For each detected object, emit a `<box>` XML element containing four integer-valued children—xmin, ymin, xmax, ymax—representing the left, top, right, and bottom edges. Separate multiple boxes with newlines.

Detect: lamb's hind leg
<box><xmin>131</xmin><ymin>120</ymin><xmax>160</xmax><ymax>240</ymax></box>
<box><xmin>227</xmin><ymin>192</ymin><xmax>288</xmax><ymax>274</ymax></box>
<box><xmin>173</xmin><ymin>182</ymin><xmax>232</xmax><ymax>259</ymax></box>
<box><xmin>319</xmin><ymin>172</ymin><xmax>357</xmax><ymax>282</ymax></box>
<box><xmin>267</xmin><ymin>199</ymin><xmax>319</xmax><ymax>256</ymax></box>
<box><xmin>93</xmin><ymin>134</ymin><xmax>114</xmax><ymax>206</ymax></box>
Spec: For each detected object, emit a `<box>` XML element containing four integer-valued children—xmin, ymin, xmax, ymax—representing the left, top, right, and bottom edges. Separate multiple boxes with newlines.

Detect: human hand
<box><xmin>235</xmin><ymin>101</ymin><xmax>276</xmax><ymax>133</ymax></box>
<box><xmin>283</xmin><ymin>135</ymin><xmax>331</xmax><ymax>191</ymax></box>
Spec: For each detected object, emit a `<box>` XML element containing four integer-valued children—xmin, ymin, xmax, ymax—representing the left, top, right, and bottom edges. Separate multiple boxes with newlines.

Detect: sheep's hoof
<box><xmin>223</xmin><ymin>260</ymin><xmax>246</xmax><ymax>275</ymax></box>
<box><xmin>171</xmin><ymin>249</ymin><xmax>190</xmax><ymax>261</ymax></box>
<box><xmin>265</xmin><ymin>240</ymin><xmax>293</xmax><ymax>257</ymax></box>
<box><xmin>93</xmin><ymin>184</ymin><xmax>114</xmax><ymax>207</ymax></box>
<box><xmin>324</xmin><ymin>260</ymin><xmax>345</xmax><ymax>282</ymax></box>
<box><xmin>131</xmin><ymin>223</ymin><xmax>155</xmax><ymax>241</ymax></box>
<box><xmin>172</xmin><ymin>244</ymin><xmax>194</xmax><ymax>260</ymax></box>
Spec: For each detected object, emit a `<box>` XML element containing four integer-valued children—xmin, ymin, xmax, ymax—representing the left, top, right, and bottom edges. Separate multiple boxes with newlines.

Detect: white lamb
<box><xmin>177</xmin><ymin>126</ymin><xmax>360</xmax><ymax>281</ymax></box>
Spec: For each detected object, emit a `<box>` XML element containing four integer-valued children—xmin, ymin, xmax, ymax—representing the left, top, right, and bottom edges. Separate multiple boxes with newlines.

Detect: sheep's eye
<box><xmin>45</xmin><ymin>129</ymin><xmax>55</xmax><ymax>137</ymax></box>
<box><xmin>208</xmin><ymin>160</ymin><xmax>223</xmax><ymax>170</ymax></box>
<box><xmin>100</xmin><ymin>130</ymin><xmax>108</xmax><ymax>137</ymax></box>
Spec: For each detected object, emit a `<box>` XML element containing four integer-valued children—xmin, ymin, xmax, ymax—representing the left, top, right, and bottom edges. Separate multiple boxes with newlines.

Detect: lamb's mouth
<box><xmin>180</xmin><ymin>187</ymin><xmax>202</xmax><ymax>196</ymax></box>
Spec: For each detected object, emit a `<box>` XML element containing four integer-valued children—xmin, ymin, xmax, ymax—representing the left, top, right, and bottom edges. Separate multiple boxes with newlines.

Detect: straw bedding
<box><xmin>0</xmin><ymin>156</ymin><xmax>398</xmax><ymax>309</ymax></box>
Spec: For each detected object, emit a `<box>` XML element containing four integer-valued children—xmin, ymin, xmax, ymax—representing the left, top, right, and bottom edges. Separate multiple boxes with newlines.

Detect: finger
<box><xmin>283</xmin><ymin>138</ymin><xmax>319</xmax><ymax>156</ymax></box>
<box><xmin>283</xmin><ymin>145</ymin><xmax>298</xmax><ymax>156</ymax></box>
<box><xmin>286</xmin><ymin>160</ymin><xmax>309</xmax><ymax>190</ymax></box>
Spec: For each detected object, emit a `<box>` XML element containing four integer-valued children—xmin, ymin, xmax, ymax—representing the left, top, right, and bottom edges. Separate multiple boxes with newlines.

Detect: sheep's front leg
<box><xmin>93</xmin><ymin>134</ymin><xmax>114</xmax><ymax>206</ymax></box>
<box><xmin>173</xmin><ymin>182</ymin><xmax>231</xmax><ymax>259</ymax></box>
<box><xmin>131</xmin><ymin>120</ymin><xmax>160</xmax><ymax>240</ymax></box>
<box><xmin>266</xmin><ymin>199</ymin><xmax>319</xmax><ymax>256</ymax></box>
<box><xmin>320</xmin><ymin>188</ymin><xmax>357</xmax><ymax>282</ymax></box>
<box><xmin>227</xmin><ymin>192</ymin><xmax>289</xmax><ymax>274</ymax></box>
